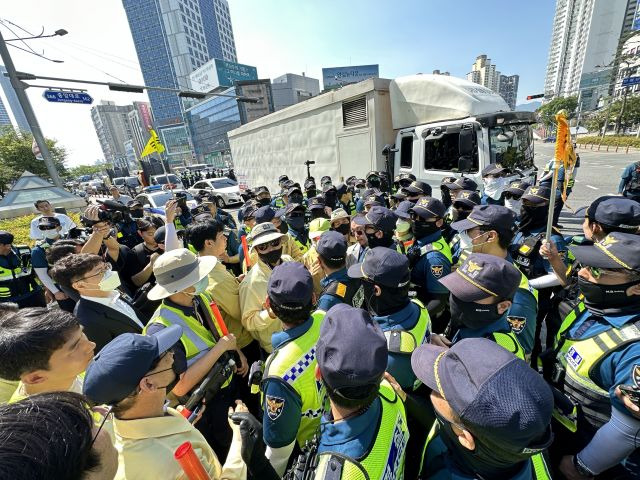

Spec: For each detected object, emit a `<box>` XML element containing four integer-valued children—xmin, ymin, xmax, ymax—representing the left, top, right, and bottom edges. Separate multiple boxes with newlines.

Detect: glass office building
<box><xmin>0</xmin><ymin>66</ymin><xmax>30</xmax><ymax>132</ymax></box>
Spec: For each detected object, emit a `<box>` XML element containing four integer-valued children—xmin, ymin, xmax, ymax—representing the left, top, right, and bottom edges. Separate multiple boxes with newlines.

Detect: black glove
<box><xmin>406</xmin><ymin>245</ymin><xmax>422</xmax><ymax>270</ymax></box>
<box><xmin>230</xmin><ymin>412</ymin><xmax>279</xmax><ymax>480</ymax></box>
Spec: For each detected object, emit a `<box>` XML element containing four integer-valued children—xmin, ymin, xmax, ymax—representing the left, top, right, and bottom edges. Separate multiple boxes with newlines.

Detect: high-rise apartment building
<box><xmin>0</xmin><ymin>99</ymin><xmax>11</xmax><ymax>129</ymax></box>
<box><xmin>0</xmin><ymin>65</ymin><xmax>30</xmax><ymax>132</ymax></box>
<box><xmin>499</xmin><ymin>75</ymin><xmax>520</xmax><ymax>110</ymax></box>
<box><xmin>544</xmin><ymin>0</ymin><xmax>628</xmax><ymax>110</ymax></box>
<box><xmin>213</xmin><ymin>0</ymin><xmax>237</xmax><ymax>62</ymax></box>
<box><xmin>467</xmin><ymin>55</ymin><xmax>501</xmax><ymax>93</ymax></box>
<box><xmin>91</xmin><ymin>101</ymin><xmax>136</xmax><ymax>165</ymax></box>
<box><xmin>271</xmin><ymin>73</ymin><xmax>320</xmax><ymax>111</ymax></box>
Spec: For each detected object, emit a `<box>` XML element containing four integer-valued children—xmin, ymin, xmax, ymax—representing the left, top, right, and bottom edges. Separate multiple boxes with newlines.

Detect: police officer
<box><xmin>313</xmin><ymin>304</ymin><xmax>408</xmax><ymax>479</ymax></box>
<box><xmin>481</xmin><ymin>164</ymin><xmax>509</xmax><ymax>205</ymax></box>
<box><xmin>0</xmin><ymin>231</ymin><xmax>45</xmax><ymax>308</ymax></box>
<box><xmin>335</xmin><ymin>182</ymin><xmax>356</xmax><ymax>215</ymax></box>
<box><xmin>409</xmin><ymin>337</ymin><xmax>554</xmax><ymax>479</ymax></box>
<box><xmin>445</xmin><ymin>189</ymin><xmax>481</xmax><ymax>246</ymax></box>
<box><xmin>144</xmin><ymin>248</ymin><xmax>248</xmax><ymax>456</ymax></box>
<box><xmin>363</xmin><ymin>193</ymin><xmax>385</xmax><ymax>213</ymax></box>
<box><xmin>407</xmin><ymin>197</ymin><xmax>452</xmax><ymax>325</ymax></box>
<box><xmin>394</xmin><ymin>200</ymin><xmax>415</xmax><ymax>254</ymax></box>
<box><xmin>303</xmin><ymin>178</ymin><xmax>317</xmax><ymax>200</ymax></box>
<box><xmin>353</xmin><ymin>205</ymin><xmax>397</xmax><ymax>250</ymax></box>
<box><xmin>504</xmin><ymin>180</ymin><xmax>531</xmax><ymax>217</ymax></box>
<box><xmin>308</xmin><ymin>196</ymin><xmax>329</xmax><ymax>221</ymax></box>
<box><xmin>284</xmin><ymin>203</ymin><xmax>310</xmax><ymax>255</ymax></box>
<box><xmin>545</xmin><ymin>232</ymin><xmax>640</xmax><ymax>479</ymax></box>
<box><xmin>315</xmin><ymin>231</ymin><xmax>359</xmax><ymax>310</ymax></box>
<box><xmin>404</xmin><ymin>180</ymin><xmax>432</xmax><ymax>202</ymax></box>
<box><xmin>451</xmin><ymin>205</ymin><xmax>539</xmax><ymax>358</ymax></box>
<box><xmin>321</xmin><ymin>184</ymin><xmax>339</xmax><ymax>211</ymax></box>
<box><xmin>287</xmin><ymin>185</ymin><xmax>305</xmax><ymax>207</ymax></box>
<box><xmin>271</xmin><ymin>175</ymin><xmax>290</xmax><ymax>209</ymax></box>
<box><xmin>618</xmin><ymin>158</ymin><xmax>640</xmax><ymax>202</ymax></box>
<box><xmin>260</xmin><ymin>262</ymin><xmax>324</xmax><ymax>476</ymax></box>
<box><xmin>442</xmin><ymin>176</ymin><xmax>479</xmax><ymax>201</ymax></box>
<box><xmin>255</xmin><ymin>185</ymin><xmax>272</xmax><ymax>207</ymax></box>
<box><xmin>439</xmin><ymin>253</ymin><xmax>527</xmax><ymax>359</ymax></box>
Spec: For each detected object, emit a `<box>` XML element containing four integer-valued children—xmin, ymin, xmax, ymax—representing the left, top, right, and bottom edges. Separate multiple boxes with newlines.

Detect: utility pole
<box><xmin>0</xmin><ymin>29</ymin><xmax>63</xmax><ymax>187</ymax></box>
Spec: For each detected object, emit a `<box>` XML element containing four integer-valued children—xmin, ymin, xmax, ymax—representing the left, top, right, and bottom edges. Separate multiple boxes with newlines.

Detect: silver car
<box><xmin>188</xmin><ymin>177</ymin><xmax>243</xmax><ymax>207</ymax></box>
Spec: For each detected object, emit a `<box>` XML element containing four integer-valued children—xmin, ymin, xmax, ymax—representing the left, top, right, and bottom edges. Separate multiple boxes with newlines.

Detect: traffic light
<box><xmin>527</xmin><ymin>94</ymin><xmax>544</xmax><ymax>100</ymax></box>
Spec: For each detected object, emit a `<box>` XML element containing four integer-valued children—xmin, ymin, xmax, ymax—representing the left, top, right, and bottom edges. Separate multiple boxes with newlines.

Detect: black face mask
<box><xmin>306</xmin><ymin>189</ymin><xmax>317</xmax><ymax>198</ymax></box>
<box><xmin>286</xmin><ymin>216</ymin><xmax>305</xmax><ymax>232</ymax></box>
<box><xmin>411</xmin><ymin>220</ymin><xmax>440</xmax><ymax>239</ymax></box>
<box><xmin>130</xmin><ymin>209</ymin><xmax>144</xmax><ymax>219</ymax></box>
<box><xmin>258</xmin><ymin>197</ymin><xmax>271</xmax><ymax>207</ymax></box>
<box><xmin>332</xmin><ymin>223</ymin><xmax>350</xmax><ymax>236</ymax></box>
<box><xmin>157</xmin><ymin>357</ymin><xmax>186</xmax><ymax>394</ymax></box>
<box><xmin>366</xmin><ymin>230</ymin><xmax>393</xmax><ymax>249</ymax></box>
<box><xmin>277</xmin><ymin>222</ymin><xmax>288</xmax><ymax>234</ymax></box>
<box><xmin>449</xmin><ymin>295</ymin><xmax>503</xmax><ymax>330</ymax></box>
<box><xmin>368</xmin><ymin>179</ymin><xmax>381</xmax><ymax>189</ymax></box>
<box><xmin>289</xmin><ymin>194</ymin><xmax>304</xmax><ymax>205</ymax></box>
<box><xmin>311</xmin><ymin>209</ymin><xmax>329</xmax><ymax>220</ymax></box>
<box><xmin>363</xmin><ymin>281</ymin><xmax>410</xmax><ymax>316</ymax></box>
<box><xmin>519</xmin><ymin>205</ymin><xmax>547</xmax><ymax>231</ymax></box>
<box><xmin>324</xmin><ymin>192</ymin><xmax>337</xmax><ymax>206</ymax></box>
<box><xmin>258</xmin><ymin>247</ymin><xmax>282</xmax><ymax>266</ymax></box>
<box><xmin>577</xmin><ymin>276</ymin><xmax>639</xmax><ymax>308</ymax></box>
<box><xmin>454</xmin><ymin>207</ymin><xmax>471</xmax><ymax>221</ymax></box>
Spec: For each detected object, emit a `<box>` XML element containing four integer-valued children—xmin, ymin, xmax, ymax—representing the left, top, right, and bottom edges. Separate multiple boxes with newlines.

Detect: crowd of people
<box><xmin>0</xmin><ymin>165</ymin><xmax>639</xmax><ymax>480</ymax></box>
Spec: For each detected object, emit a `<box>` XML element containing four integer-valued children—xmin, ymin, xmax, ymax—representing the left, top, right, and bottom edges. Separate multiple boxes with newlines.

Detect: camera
<box><xmin>81</xmin><ymin>200</ymin><xmax>132</xmax><ymax>227</ymax></box>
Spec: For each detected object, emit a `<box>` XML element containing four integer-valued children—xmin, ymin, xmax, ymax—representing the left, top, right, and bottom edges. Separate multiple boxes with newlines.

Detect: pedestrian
<box><xmin>345</xmin><ymin>213</ymin><xmax>368</xmax><ymax>267</ymax></box>
<box><xmin>29</xmin><ymin>200</ymin><xmax>76</xmax><ymax>240</ymax></box>
<box><xmin>250</xmin><ymin>205</ymin><xmax>303</xmax><ymax>264</ymax></box>
<box><xmin>618</xmin><ymin>158</ymin><xmax>640</xmax><ymax>202</ymax></box>
<box><xmin>260</xmin><ymin>262</ymin><xmax>324</xmax><ymax>476</ymax></box>
<box><xmin>108</xmin><ymin>184</ymin><xmax>133</xmax><ymax>206</ymax></box>
<box><xmin>0</xmin><ymin>231</ymin><xmax>46</xmax><ymax>308</ymax></box>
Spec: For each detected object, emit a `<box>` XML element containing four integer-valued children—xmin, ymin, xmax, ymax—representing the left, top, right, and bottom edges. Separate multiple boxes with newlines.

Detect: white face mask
<box><xmin>483</xmin><ymin>177</ymin><xmax>507</xmax><ymax>200</ymax></box>
<box><xmin>504</xmin><ymin>198</ymin><xmax>522</xmax><ymax>214</ymax></box>
<box><xmin>458</xmin><ymin>231</ymin><xmax>473</xmax><ymax>251</ymax></box>
<box><xmin>98</xmin><ymin>270</ymin><xmax>121</xmax><ymax>292</ymax></box>
<box><xmin>187</xmin><ymin>276</ymin><xmax>209</xmax><ymax>296</ymax></box>
<box><xmin>41</xmin><ymin>229</ymin><xmax>60</xmax><ymax>240</ymax></box>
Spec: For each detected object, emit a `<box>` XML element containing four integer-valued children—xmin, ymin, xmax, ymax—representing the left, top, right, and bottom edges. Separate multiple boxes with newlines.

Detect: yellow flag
<box><xmin>141</xmin><ymin>129</ymin><xmax>165</xmax><ymax>157</ymax></box>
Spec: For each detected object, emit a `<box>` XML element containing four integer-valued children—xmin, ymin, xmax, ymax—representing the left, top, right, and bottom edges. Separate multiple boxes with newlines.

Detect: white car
<box><xmin>134</xmin><ymin>190</ymin><xmax>197</xmax><ymax>218</ymax></box>
<box><xmin>188</xmin><ymin>177</ymin><xmax>243</xmax><ymax>207</ymax></box>
<box><xmin>150</xmin><ymin>174</ymin><xmax>185</xmax><ymax>190</ymax></box>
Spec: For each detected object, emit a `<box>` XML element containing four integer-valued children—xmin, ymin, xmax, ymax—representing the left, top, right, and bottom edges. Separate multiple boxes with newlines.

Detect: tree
<box><xmin>536</xmin><ymin>96</ymin><xmax>578</xmax><ymax>129</ymax></box>
<box><xmin>0</xmin><ymin>127</ymin><xmax>67</xmax><ymax>193</ymax></box>
<box><xmin>584</xmin><ymin>109</ymin><xmax>612</xmax><ymax>134</ymax></box>
<box><xmin>619</xmin><ymin>95</ymin><xmax>640</xmax><ymax>131</ymax></box>
<box><xmin>67</xmin><ymin>164</ymin><xmax>105</xmax><ymax>179</ymax></box>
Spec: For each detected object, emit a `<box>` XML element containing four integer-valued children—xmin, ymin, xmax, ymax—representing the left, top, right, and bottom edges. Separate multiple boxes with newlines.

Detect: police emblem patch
<box><xmin>633</xmin><ymin>364</ymin><xmax>640</xmax><ymax>388</ymax></box>
<box><xmin>431</xmin><ymin>265</ymin><xmax>444</xmax><ymax>278</ymax></box>
<box><xmin>265</xmin><ymin>395</ymin><xmax>285</xmax><ymax>421</ymax></box>
<box><xmin>565</xmin><ymin>346</ymin><xmax>583</xmax><ymax>370</ymax></box>
<box><xmin>507</xmin><ymin>316</ymin><xmax>526</xmax><ymax>334</ymax></box>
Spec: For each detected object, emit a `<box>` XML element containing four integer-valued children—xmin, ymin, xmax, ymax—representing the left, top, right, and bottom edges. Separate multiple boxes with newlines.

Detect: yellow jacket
<box><xmin>113</xmin><ymin>408</ymin><xmax>246</xmax><ymax>480</ymax></box>
<box><xmin>238</xmin><ymin>256</ymin><xmax>293</xmax><ymax>353</ymax></box>
<box><xmin>0</xmin><ymin>379</ymin><xmax>18</xmax><ymax>403</ymax></box>
<box><xmin>248</xmin><ymin>234</ymin><xmax>304</xmax><ymax>268</ymax></box>
<box><xmin>302</xmin><ymin>246</ymin><xmax>324</xmax><ymax>296</ymax></box>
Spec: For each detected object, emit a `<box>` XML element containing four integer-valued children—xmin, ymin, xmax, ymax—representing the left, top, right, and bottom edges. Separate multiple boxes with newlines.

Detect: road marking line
<box><xmin>586</xmin><ymin>185</ymin><xmax>599</xmax><ymax>190</ymax></box>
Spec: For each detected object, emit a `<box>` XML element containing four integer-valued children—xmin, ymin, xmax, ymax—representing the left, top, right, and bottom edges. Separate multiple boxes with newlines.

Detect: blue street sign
<box><xmin>622</xmin><ymin>76</ymin><xmax>640</xmax><ymax>87</ymax></box>
<box><xmin>43</xmin><ymin>90</ymin><xmax>93</xmax><ymax>104</ymax></box>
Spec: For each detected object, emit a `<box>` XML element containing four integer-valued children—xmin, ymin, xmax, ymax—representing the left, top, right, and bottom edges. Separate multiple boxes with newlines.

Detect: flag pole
<box><xmin>546</xmin><ymin>111</ymin><xmax>568</xmax><ymax>240</ymax></box>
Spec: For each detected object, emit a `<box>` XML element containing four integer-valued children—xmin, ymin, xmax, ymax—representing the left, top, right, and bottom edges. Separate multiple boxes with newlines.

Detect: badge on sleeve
<box><xmin>507</xmin><ymin>316</ymin><xmax>526</xmax><ymax>334</ymax></box>
<box><xmin>265</xmin><ymin>395</ymin><xmax>285</xmax><ymax>421</ymax></box>
<box><xmin>430</xmin><ymin>265</ymin><xmax>444</xmax><ymax>278</ymax></box>
<box><xmin>633</xmin><ymin>364</ymin><xmax>640</xmax><ymax>388</ymax></box>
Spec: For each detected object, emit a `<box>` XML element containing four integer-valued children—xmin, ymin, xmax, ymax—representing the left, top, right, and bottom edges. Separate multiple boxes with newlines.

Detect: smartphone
<box><xmin>619</xmin><ymin>384</ymin><xmax>640</xmax><ymax>405</ymax></box>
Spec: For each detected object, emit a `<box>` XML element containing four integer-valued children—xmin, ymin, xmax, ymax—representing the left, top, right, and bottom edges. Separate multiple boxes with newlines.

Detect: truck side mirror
<box><xmin>459</xmin><ymin>128</ymin><xmax>473</xmax><ymax>157</ymax></box>
<box><xmin>458</xmin><ymin>156</ymin><xmax>472</xmax><ymax>173</ymax></box>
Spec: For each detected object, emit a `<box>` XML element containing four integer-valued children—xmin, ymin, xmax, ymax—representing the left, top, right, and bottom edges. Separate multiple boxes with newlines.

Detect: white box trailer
<box><xmin>228</xmin><ymin>75</ymin><xmax>537</xmax><ymax>194</ymax></box>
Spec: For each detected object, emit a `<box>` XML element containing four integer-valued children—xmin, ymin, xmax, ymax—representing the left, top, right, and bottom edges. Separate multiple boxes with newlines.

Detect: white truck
<box><xmin>228</xmin><ymin>74</ymin><xmax>537</xmax><ymax>195</ymax></box>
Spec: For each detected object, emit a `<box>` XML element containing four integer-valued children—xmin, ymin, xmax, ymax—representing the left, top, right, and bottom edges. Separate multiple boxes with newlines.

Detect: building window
<box><xmin>342</xmin><ymin>96</ymin><xmax>367</xmax><ymax>128</ymax></box>
<box><xmin>400</xmin><ymin>135</ymin><xmax>413</xmax><ymax>168</ymax></box>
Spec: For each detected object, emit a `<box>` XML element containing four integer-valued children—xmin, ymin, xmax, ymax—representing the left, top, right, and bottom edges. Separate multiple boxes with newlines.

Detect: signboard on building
<box><xmin>235</xmin><ymin>79</ymin><xmax>274</xmax><ymax>124</ymax></box>
<box><xmin>190</xmin><ymin>58</ymin><xmax>258</xmax><ymax>92</ymax></box>
<box><xmin>322</xmin><ymin>65</ymin><xmax>380</xmax><ymax>90</ymax></box>
<box><xmin>622</xmin><ymin>76</ymin><xmax>640</xmax><ymax>86</ymax></box>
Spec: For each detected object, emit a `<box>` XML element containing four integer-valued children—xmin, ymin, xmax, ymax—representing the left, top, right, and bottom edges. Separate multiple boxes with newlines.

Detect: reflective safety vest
<box><xmin>491</xmin><ymin>331</ymin><xmax>526</xmax><ymax>360</ymax></box>
<box><xmin>554</xmin><ymin>302</ymin><xmax>640</xmax><ymax>429</ymax></box>
<box><xmin>262</xmin><ymin>311</ymin><xmax>325</xmax><ymax>447</ymax></box>
<box><xmin>290</xmin><ymin>232</ymin><xmax>310</xmax><ymax>255</ymax></box>
<box><xmin>384</xmin><ymin>299</ymin><xmax>432</xmax><ymax>356</ymax></box>
<box><xmin>340</xmin><ymin>200</ymin><xmax>357</xmax><ymax>216</ymax></box>
<box><xmin>0</xmin><ymin>247</ymin><xmax>37</xmax><ymax>300</ymax></box>
<box><xmin>420</xmin><ymin>422</ymin><xmax>552</xmax><ymax>480</ymax></box>
<box><xmin>314</xmin><ymin>380</ymin><xmax>409</xmax><ymax>480</ymax></box>
<box><xmin>144</xmin><ymin>291</ymin><xmax>218</xmax><ymax>367</ymax></box>
<box><xmin>396</xmin><ymin>237</ymin><xmax>415</xmax><ymax>255</ymax></box>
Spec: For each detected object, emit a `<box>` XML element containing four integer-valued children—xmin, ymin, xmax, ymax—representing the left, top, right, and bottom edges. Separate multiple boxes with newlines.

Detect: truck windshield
<box><xmin>488</xmin><ymin>124</ymin><xmax>534</xmax><ymax>170</ymax></box>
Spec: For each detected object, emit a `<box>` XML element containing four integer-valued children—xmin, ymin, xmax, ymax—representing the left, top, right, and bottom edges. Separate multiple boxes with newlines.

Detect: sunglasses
<box><xmin>38</xmin><ymin>225</ymin><xmax>59</xmax><ymax>230</ymax></box>
<box><xmin>351</xmin><ymin>229</ymin><xmax>364</xmax><ymax>236</ymax></box>
<box><xmin>504</xmin><ymin>192</ymin><xmax>523</xmax><ymax>200</ymax></box>
<box><xmin>256</xmin><ymin>238</ymin><xmax>281</xmax><ymax>252</ymax></box>
<box><xmin>586</xmin><ymin>266</ymin><xmax>628</xmax><ymax>279</ymax></box>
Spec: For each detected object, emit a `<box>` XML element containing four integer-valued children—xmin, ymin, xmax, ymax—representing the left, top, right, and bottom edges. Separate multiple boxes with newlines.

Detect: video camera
<box><xmin>81</xmin><ymin>200</ymin><xmax>132</xmax><ymax>227</ymax></box>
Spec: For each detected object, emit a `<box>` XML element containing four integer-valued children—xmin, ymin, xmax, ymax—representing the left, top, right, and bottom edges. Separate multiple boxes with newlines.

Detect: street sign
<box><xmin>622</xmin><ymin>76</ymin><xmax>640</xmax><ymax>87</ymax></box>
<box><xmin>43</xmin><ymin>90</ymin><xmax>93</xmax><ymax>104</ymax></box>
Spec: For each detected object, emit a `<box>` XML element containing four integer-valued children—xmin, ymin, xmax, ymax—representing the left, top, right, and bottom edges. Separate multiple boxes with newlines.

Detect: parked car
<box><xmin>113</xmin><ymin>176</ymin><xmax>141</xmax><ymax>195</ymax></box>
<box><xmin>150</xmin><ymin>174</ymin><xmax>184</xmax><ymax>190</ymax></box>
<box><xmin>134</xmin><ymin>189</ymin><xmax>197</xmax><ymax>219</ymax></box>
<box><xmin>187</xmin><ymin>177</ymin><xmax>243</xmax><ymax>207</ymax></box>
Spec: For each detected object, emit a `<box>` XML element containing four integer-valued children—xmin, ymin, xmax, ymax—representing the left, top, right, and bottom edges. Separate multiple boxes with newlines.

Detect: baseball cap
<box><xmin>411</xmin><ymin>338</ymin><xmax>553</xmax><ymax>453</ymax></box>
<box><xmin>410</xmin><ymin>197</ymin><xmax>446</xmax><ymax>219</ymax></box>
<box><xmin>521</xmin><ymin>185</ymin><xmax>551</xmax><ymax>204</ymax></box>
<box><xmin>254</xmin><ymin>205</ymin><xmax>275</xmax><ymax>224</ymax></box>
<box><xmin>308</xmin><ymin>196</ymin><xmax>326</xmax><ymax>211</ymax></box>
<box><xmin>148</xmin><ymin>248</ymin><xmax>217</xmax><ymax>300</ymax></box>
<box><xmin>128</xmin><ymin>200</ymin><xmax>143</xmax><ymax>208</ymax></box>
<box><xmin>451</xmin><ymin>205</ymin><xmax>517</xmax><ymax>235</ymax></box>
<box><xmin>278</xmin><ymin>175</ymin><xmax>289</xmax><ymax>184</ymax></box>
<box><xmin>316</xmin><ymin>304</ymin><xmax>387</xmax><ymax>399</ymax></box>
<box><xmin>0</xmin><ymin>231</ymin><xmax>14</xmax><ymax>244</ymax></box>
<box><xmin>394</xmin><ymin>200</ymin><xmax>415</xmax><ymax>219</ymax></box>
<box><xmin>267</xmin><ymin>262</ymin><xmax>313</xmax><ymax>308</ymax></box>
<box><xmin>353</xmin><ymin>206</ymin><xmax>397</xmax><ymax>232</ymax></box>
<box><xmin>505</xmin><ymin>180</ymin><xmax>531</xmax><ymax>196</ymax></box>
<box><xmin>439</xmin><ymin>253</ymin><xmax>521</xmax><ymax>301</ymax></box>
<box><xmin>304</xmin><ymin>178</ymin><xmax>316</xmax><ymax>190</ymax></box>
<box><xmin>153</xmin><ymin>226</ymin><xmax>166</xmax><ymax>244</ymax></box>
<box><xmin>241</xmin><ymin>202</ymin><xmax>258</xmax><ymax>220</ymax></box>
<box><xmin>316</xmin><ymin>231</ymin><xmax>347</xmax><ymax>261</ymax></box>
<box><xmin>322</xmin><ymin>184</ymin><xmax>337</xmax><ymax>194</ymax></box>
<box><xmin>569</xmin><ymin>232</ymin><xmax>640</xmax><ymax>271</ymax></box>
<box><xmin>38</xmin><ymin>216</ymin><xmax>61</xmax><ymax>228</ymax></box>
<box><xmin>482</xmin><ymin>164</ymin><xmax>507</xmax><ymax>177</ymax></box>
<box><xmin>255</xmin><ymin>185</ymin><xmax>270</xmax><ymax>196</ymax></box>
<box><xmin>320</xmin><ymin>175</ymin><xmax>332</xmax><ymax>186</ymax></box>
<box><xmin>83</xmin><ymin>325</ymin><xmax>183</xmax><ymax>405</ymax></box>
<box><xmin>391</xmin><ymin>190</ymin><xmax>407</xmax><ymax>201</ymax></box>
<box><xmin>575</xmin><ymin>196</ymin><xmax>640</xmax><ymax>230</ymax></box>
<box><xmin>404</xmin><ymin>180</ymin><xmax>432</xmax><ymax>196</ymax></box>
<box><xmin>348</xmin><ymin>247</ymin><xmax>411</xmax><ymax>288</ymax></box>
<box><xmin>364</xmin><ymin>194</ymin><xmax>385</xmax><ymax>207</ymax></box>
<box><xmin>445</xmin><ymin>177</ymin><xmax>478</xmax><ymax>191</ymax></box>
<box><xmin>452</xmin><ymin>190</ymin><xmax>481</xmax><ymax>208</ymax></box>
<box><xmin>248</xmin><ymin>222</ymin><xmax>285</xmax><ymax>248</ymax></box>
<box><xmin>335</xmin><ymin>183</ymin><xmax>348</xmax><ymax>196</ymax></box>
<box><xmin>193</xmin><ymin>212</ymin><xmax>214</xmax><ymax>223</ymax></box>
<box><xmin>284</xmin><ymin>202</ymin><xmax>305</xmax><ymax>216</ymax></box>
<box><xmin>287</xmin><ymin>186</ymin><xmax>302</xmax><ymax>197</ymax></box>
<box><xmin>309</xmin><ymin>218</ymin><xmax>331</xmax><ymax>240</ymax></box>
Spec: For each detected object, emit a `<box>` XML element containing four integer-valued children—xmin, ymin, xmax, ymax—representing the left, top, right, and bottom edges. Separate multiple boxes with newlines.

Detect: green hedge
<box><xmin>576</xmin><ymin>136</ymin><xmax>640</xmax><ymax>147</ymax></box>
<box><xmin>0</xmin><ymin>212</ymin><xmax>82</xmax><ymax>247</ymax></box>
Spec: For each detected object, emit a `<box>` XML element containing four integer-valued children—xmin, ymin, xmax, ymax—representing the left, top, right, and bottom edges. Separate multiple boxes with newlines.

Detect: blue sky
<box><xmin>2</xmin><ymin>0</ymin><xmax>557</xmax><ymax>166</ymax></box>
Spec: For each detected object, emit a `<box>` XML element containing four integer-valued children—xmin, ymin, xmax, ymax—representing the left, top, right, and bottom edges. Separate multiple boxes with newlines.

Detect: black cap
<box><xmin>482</xmin><ymin>164</ymin><xmax>507</xmax><ymax>177</ymax></box>
<box><xmin>453</xmin><ymin>190</ymin><xmax>481</xmax><ymax>208</ymax></box>
<box><xmin>287</xmin><ymin>186</ymin><xmax>302</xmax><ymax>197</ymax></box>
<box><xmin>282</xmin><ymin>180</ymin><xmax>295</xmax><ymax>190</ymax></box>
<box><xmin>521</xmin><ymin>185</ymin><xmax>551</xmax><ymax>204</ymax></box>
<box><xmin>322</xmin><ymin>184</ymin><xmax>337</xmax><ymax>194</ymax></box>
<box><xmin>404</xmin><ymin>180</ymin><xmax>432</xmax><ymax>196</ymax></box>
<box><xmin>394</xmin><ymin>200</ymin><xmax>415</xmax><ymax>219</ymax></box>
<box><xmin>348</xmin><ymin>246</ymin><xmax>411</xmax><ymax>288</ymax></box>
<box><xmin>355</xmin><ymin>178</ymin><xmax>366</xmax><ymax>188</ymax></box>
<box><xmin>335</xmin><ymin>183</ymin><xmax>348</xmax><ymax>196</ymax></box>
<box><xmin>316</xmin><ymin>231</ymin><xmax>348</xmax><ymax>261</ymax></box>
<box><xmin>445</xmin><ymin>176</ymin><xmax>479</xmax><ymax>192</ymax></box>
<box><xmin>241</xmin><ymin>202</ymin><xmax>258</xmax><ymax>219</ymax></box>
<box><xmin>317</xmin><ymin>304</ymin><xmax>387</xmax><ymax>399</ymax></box>
<box><xmin>308</xmin><ymin>196</ymin><xmax>326</xmax><ymax>210</ymax></box>
<box><xmin>284</xmin><ymin>202</ymin><xmax>305</xmax><ymax>216</ymax></box>
<box><xmin>411</xmin><ymin>338</ymin><xmax>553</xmax><ymax>453</ymax></box>
<box><xmin>128</xmin><ymin>200</ymin><xmax>143</xmax><ymax>208</ymax></box>
<box><xmin>451</xmin><ymin>205</ymin><xmax>517</xmax><ymax>235</ymax></box>
<box><xmin>439</xmin><ymin>253</ymin><xmax>521</xmax><ymax>301</ymax></box>
<box><xmin>154</xmin><ymin>226</ymin><xmax>166</xmax><ymax>244</ymax></box>
<box><xmin>505</xmin><ymin>180</ymin><xmax>531</xmax><ymax>196</ymax></box>
<box><xmin>255</xmin><ymin>205</ymin><xmax>276</xmax><ymax>224</ymax></box>
<box><xmin>0</xmin><ymin>231</ymin><xmax>14</xmax><ymax>245</ymax></box>
<box><xmin>38</xmin><ymin>216</ymin><xmax>61</xmax><ymax>228</ymax></box>
<box><xmin>193</xmin><ymin>212</ymin><xmax>214</xmax><ymax>223</ymax></box>
<box><xmin>353</xmin><ymin>206</ymin><xmax>397</xmax><ymax>232</ymax></box>
<box><xmin>576</xmin><ymin>196</ymin><xmax>640</xmax><ymax>230</ymax></box>
<box><xmin>255</xmin><ymin>185</ymin><xmax>270</xmax><ymax>195</ymax></box>
<box><xmin>278</xmin><ymin>175</ymin><xmax>289</xmax><ymax>184</ymax></box>
<box><xmin>267</xmin><ymin>262</ymin><xmax>313</xmax><ymax>308</ymax></box>
<box><xmin>365</xmin><ymin>171</ymin><xmax>380</xmax><ymax>180</ymax></box>
<box><xmin>364</xmin><ymin>193</ymin><xmax>385</xmax><ymax>207</ymax></box>
<box><xmin>569</xmin><ymin>232</ymin><xmax>640</xmax><ymax>271</ymax></box>
<box><xmin>304</xmin><ymin>178</ymin><xmax>316</xmax><ymax>190</ymax></box>
<box><xmin>83</xmin><ymin>325</ymin><xmax>183</xmax><ymax>405</ymax></box>
<box><xmin>391</xmin><ymin>190</ymin><xmax>407</xmax><ymax>201</ymax></box>
<box><xmin>410</xmin><ymin>197</ymin><xmax>446</xmax><ymax>219</ymax></box>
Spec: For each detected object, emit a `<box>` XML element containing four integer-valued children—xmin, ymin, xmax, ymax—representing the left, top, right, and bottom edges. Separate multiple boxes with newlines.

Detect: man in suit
<box><xmin>51</xmin><ymin>253</ymin><xmax>143</xmax><ymax>353</ymax></box>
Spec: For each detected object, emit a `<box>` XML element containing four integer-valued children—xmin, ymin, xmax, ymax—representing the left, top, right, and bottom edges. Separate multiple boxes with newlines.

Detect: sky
<box><xmin>1</xmin><ymin>0</ymin><xmax>557</xmax><ymax>167</ymax></box>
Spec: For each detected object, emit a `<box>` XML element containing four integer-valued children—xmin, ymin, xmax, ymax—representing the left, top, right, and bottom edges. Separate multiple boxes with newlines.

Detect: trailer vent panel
<box><xmin>342</xmin><ymin>96</ymin><xmax>367</xmax><ymax>127</ymax></box>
